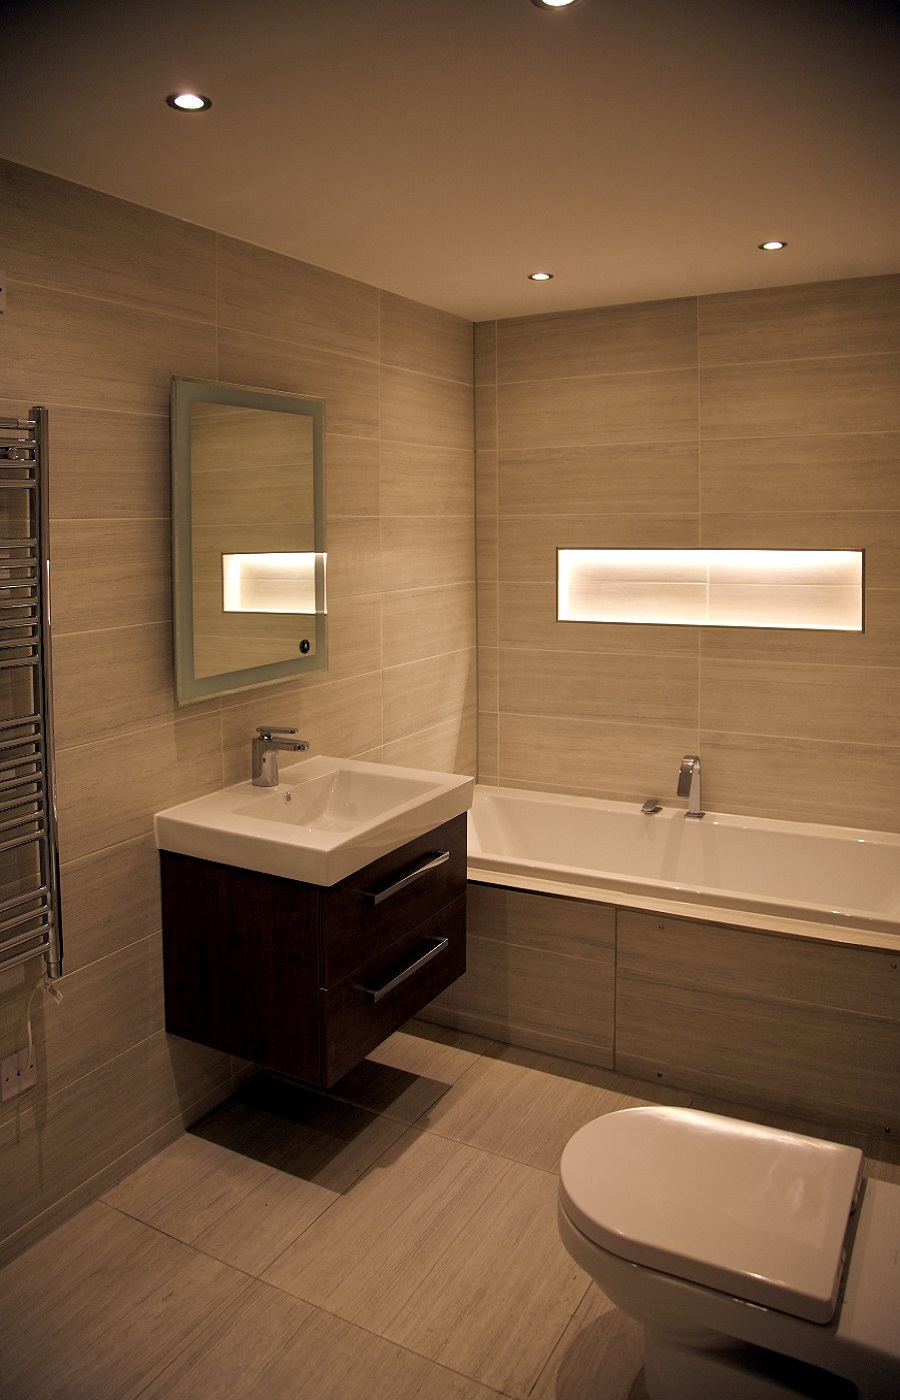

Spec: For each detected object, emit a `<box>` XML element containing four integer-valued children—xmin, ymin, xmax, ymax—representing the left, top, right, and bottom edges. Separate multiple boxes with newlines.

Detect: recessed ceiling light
<box><xmin>531</xmin><ymin>0</ymin><xmax>582</xmax><ymax>9</ymax></box>
<box><xmin>758</xmin><ymin>239</ymin><xmax>788</xmax><ymax>251</ymax></box>
<box><xmin>166</xmin><ymin>92</ymin><xmax>212</xmax><ymax>112</ymax></box>
<box><xmin>529</xmin><ymin>271</ymin><xmax>554</xmax><ymax>281</ymax></box>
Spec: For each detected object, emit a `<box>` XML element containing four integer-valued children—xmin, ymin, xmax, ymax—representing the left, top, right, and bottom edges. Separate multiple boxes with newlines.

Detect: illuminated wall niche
<box><xmin>558</xmin><ymin>549</ymin><xmax>864</xmax><ymax>630</ymax></box>
<box><xmin>222</xmin><ymin>551</ymin><xmax>324</xmax><ymax>615</ymax></box>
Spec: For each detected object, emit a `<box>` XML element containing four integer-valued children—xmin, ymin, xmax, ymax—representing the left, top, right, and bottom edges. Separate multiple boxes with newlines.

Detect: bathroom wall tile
<box><xmin>326</xmin><ymin>433</ymin><xmax>380</xmax><ymax>516</ymax></box>
<box><xmin>217</xmin><ymin>235</ymin><xmax>380</xmax><ymax>360</ymax></box>
<box><xmin>51</xmin><ymin>519</ymin><xmax>172</xmax><ymax>634</ymax></box>
<box><xmin>59</xmin><ymin>836</ymin><xmax>161</xmax><ymax>974</ymax></box>
<box><xmin>477</xmin><ymin>578</ymin><xmax>498</xmax><ymax>650</ymax></box>
<box><xmin>380</xmin><ymin>365</ymin><xmax>475</xmax><ymax>452</ymax></box>
<box><xmin>498</xmin><ymin>296</ymin><xmax>698</xmax><ymax>382</ymax></box>
<box><xmin>381</xmin><ymin>709</ymin><xmax>477</xmax><ymax>775</ymax></box>
<box><xmin>500</xmin><ymin>647</ymin><xmax>698</xmax><ymax>728</ymax></box>
<box><xmin>380</xmin><ymin>441</ymin><xmax>475</xmax><ymax>516</ymax></box>
<box><xmin>55</xmin><ymin>711</ymin><xmax>224</xmax><ymax>862</ymax></box>
<box><xmin>476</xmin><ymin>512</ymin><xmax>498</xmax><ymax>588</ymax></box>
<box><xmin>499</xmin><ymin>581</ymin><xmax>700</xmax><ymax>656</ymax></box>
<box><xmin>499</xmin><ymin>714</ymin><xmax>698</xmax><ymax>800</ymax></box>
<box><xmin>52</xmin><ymin>622</ymin><xmax>182</xmax><ymax>748</ymax></box>
<box><xmin>0</xmin><ymin>159</ymin><xmax>218</xmax><ymax>323</ymax></box>
<box><xmin>475</xmin><ymin>384</ymin><xmax>498</xmax><ymax>451</ymax></box>
<box><xmin>475</xmin><ymin>447</ymin><xmax>498</xmax><ymax>521</ymax></box>
<box><xmin>382</xmin><ymin>583</ymin><xmax>476</xmax><ymax>666</ymax></box>
<box><xmin>700</xmin><ymin>431</ymin><xmax>900</xmax><ymax>515</ymax></box>
<box><xmin>381</xmin><ymin>515</ymin><xmax>475</xmax><ymax>591</ymax></box>
<box><xmin>2</xmin><ymin>282</ymin><xmax>217</xmax><ymax>415</ymax></box>
<box><xmin>700</xmin><ymin>509</ymin><xmax>900</xmax><ymax>590</ymax></box>
<box><xmin>474</xmin><ymin>320</ymin><xmax>497</xmax><ymax>386</ymax></box>
<box><xmin>499</xmin><ymin>441</ymin><xmax>699</xmax><ymax>516</ymax></box>
<box><xmin>477</xmin><ymin>711</ymin><xmax>498</xmax><ymax>783</ymax></box>
<box><xmin>699</xmin><ymin>353</ymin><xmax>900</xmax><ymax>439</ymax></box>
<box><xmin>382</xmin><ymin>650</ymin><xmax>477</xmax><ymax>746</ymax></box>
<box><xmin>47</xmin><ymin>406</ymin><xmax>170</xmax><ymax>520</ymax></box>
<box><xmin>699</xmin><ymin>730</ymin><xmax>900</xmax><ymax>832</ymax></box>
<box><xmin>263</xmin><ymin>1126</ymin><xmax>586</xmax><ymax>1399</ymax></box>
<box><xmin>380</xmin><ymin>290</ymin><xmax>473</xmax><ymax>384</ymax></box>
<box><xmin>217</xmin><ymin>327</ymin><xmax>380</xmax><ymax>438</ymax></box>
<box><xmin>700</xmin><ymin>657</ymin><xmax>900</xmax><ymax>746</ymax></box>
<box><xmin>498</xmin><ymin>368</ymin><xmax>699</xmax><ymax>450</ymax></box>
<box><xmin>498</xmin><ymin>514</ymin><xmax>700</xmax><ymax>584</ymax></box>
<box><xmin>325</xmin><ymin>516</ymin><xmax>382</xmax><ymax>597</ymax></box>
<box><xmin>478</xmin><ymin>645</ymin><xmax>499</xmax><ymax>714</ymax></box>
<box><xmin>700</xmin><ymin>588</ymin><xmax>900</xmax><ymax>668</ymax></box>
<box><xmin>698</xmin><ymin>275</ymin><xmax>900</xmax><ymax>366</ymax></box>
<box><xmin>322</xmin><ymin>593</ymin><xmax>383</xmax><ymax>679</ymax></box>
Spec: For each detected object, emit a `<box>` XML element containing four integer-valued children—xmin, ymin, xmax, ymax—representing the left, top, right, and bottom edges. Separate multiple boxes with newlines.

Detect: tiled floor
<box><xmin>2</xmin><ymin>1020</ymin><xmax>899</xmax><ymax>1399</ymax></box>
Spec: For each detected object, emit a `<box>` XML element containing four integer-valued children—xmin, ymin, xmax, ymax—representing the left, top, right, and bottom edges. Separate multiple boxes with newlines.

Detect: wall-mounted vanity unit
<box><xmin>155</xmin><ymin>757</ymin><xmax>474</xmax><ymax>1088</ymax></box>
<box><xmin>170</xmin><ymin>377</ymin><xmax>327</xmax><ymax>705</ymax></box>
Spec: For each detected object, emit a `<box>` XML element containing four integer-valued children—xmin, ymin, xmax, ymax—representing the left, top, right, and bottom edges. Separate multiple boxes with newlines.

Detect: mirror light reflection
<box><xmin>558</xmin><ymin>549</ymin><xmax>864</xmax><ymax>630</ymax></box>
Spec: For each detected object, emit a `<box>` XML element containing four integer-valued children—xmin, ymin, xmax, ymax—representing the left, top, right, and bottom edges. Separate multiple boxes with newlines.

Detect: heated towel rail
<box><xmin>0</xmin><ymin>408</ymin><xmax>62</xmax><ymax>978</ymax></box>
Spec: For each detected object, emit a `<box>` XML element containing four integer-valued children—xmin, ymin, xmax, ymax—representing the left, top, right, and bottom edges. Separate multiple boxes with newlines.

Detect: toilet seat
<box><xmin>559</xmin><ymin>1107</ymin><xmax>864</xmax><ymax>1324</ymax></box>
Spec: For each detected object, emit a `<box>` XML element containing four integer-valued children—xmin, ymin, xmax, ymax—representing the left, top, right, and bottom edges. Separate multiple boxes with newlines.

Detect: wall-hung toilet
<box><xmin>558</xmin><ymin>1106</ymin><xmax>900</xmax><ymax>1400</ymax></box>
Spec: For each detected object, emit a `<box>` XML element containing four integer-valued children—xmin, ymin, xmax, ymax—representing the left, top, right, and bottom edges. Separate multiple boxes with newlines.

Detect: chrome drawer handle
<box><xmin>361</xmin><ymin>936</ymin><xmax>449</xmax><ymax>1003</ymax></box>
<box><xmin>364</xmin><ymin>850</ymin><xmax>450</xmax><ymax>905</ymax></box>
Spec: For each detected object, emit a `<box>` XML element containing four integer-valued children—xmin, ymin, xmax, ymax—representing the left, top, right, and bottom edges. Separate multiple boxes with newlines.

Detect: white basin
<box><xmin>154</xmin><ymin>755</ymin><xmax>475</xmax><ymax>885</ymax></box>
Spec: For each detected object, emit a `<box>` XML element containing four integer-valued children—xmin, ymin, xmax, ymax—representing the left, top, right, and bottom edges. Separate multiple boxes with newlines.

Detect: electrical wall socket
<box><xmin>1</xmin><ymin>1046</ymin><xmax>37</xmax><ymax>1101</ymax></box>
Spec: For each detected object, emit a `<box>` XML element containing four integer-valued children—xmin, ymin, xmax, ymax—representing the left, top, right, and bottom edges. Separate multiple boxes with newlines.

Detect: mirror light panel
<box><xmin>223</xmin><ymin>552</ymin><xmax>325</xmax><ymax>615</ymax></box>
<box><xmin>558</xmin><ymin>549</ymin><xmax>864</xmax><ymax>630</ymax></box>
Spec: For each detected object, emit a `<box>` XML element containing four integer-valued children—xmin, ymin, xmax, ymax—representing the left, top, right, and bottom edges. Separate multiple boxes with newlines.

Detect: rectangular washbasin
<box><xmin>155</xmin><ymin>755</ymin><xmax>475</xmax><ymax>886</ymax></box>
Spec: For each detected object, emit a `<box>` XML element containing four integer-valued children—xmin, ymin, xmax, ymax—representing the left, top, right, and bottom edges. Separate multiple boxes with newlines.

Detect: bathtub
<box><xmin>467</xmin><ymin>785</ymin><xmax>900</xmax><ymax>947</ymax></box>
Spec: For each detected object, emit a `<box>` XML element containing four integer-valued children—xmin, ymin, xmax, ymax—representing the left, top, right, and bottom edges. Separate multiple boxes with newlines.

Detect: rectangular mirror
<box><xmin>171</xmin><ymin>377</ymin><xmax>327</xmax><ymax>704</ymax></box>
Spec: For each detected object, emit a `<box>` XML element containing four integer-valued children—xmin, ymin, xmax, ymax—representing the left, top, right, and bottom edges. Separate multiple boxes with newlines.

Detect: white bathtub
<box><xmin>468</xmin><ymin>785</ymin><xmax>900</xmax><ymax>945</ymax></box>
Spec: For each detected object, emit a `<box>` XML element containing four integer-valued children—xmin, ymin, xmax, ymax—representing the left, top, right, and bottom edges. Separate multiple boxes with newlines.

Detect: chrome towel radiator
<box><xmin>0</xmin><ymin>408</ymin><xmax>62</xmax><ymax>978</ymax></box>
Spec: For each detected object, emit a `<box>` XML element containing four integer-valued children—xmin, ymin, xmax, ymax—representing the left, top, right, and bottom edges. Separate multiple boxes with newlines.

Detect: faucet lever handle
<box><xmin>256</xmin><ymin>725</ymin><xmax>298</xmax><ymax>740</ymax></box>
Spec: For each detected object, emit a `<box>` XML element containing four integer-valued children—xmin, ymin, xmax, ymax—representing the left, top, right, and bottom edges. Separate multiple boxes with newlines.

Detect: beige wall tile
<box><xmin>59</xmin><ymin>837</ymin><xmax>162</xmax><ymax>974</ymax></box>
<box><xmin>1</xmin><ymin>159</ymin><xmax>218</xmax><ymax>323</ymax></box>
<box><xmin>380</xmin><ymin>440</ymin><xmax>475</xmax><ymax>516</ymax></box>
<box><xmin>217</xmin><ymin>235</ymin><xmax>380</xmax><ymax>360</ymax></box>
<box><xmin>325</xmin><ymin>433</ymin><xmax>380</xmax><ymax>516</ymax></box>
<box><xmin>382</xmin><ymin>583</ymin><xmax>476</xmax><ymax>666</ymax></box>
<box><xmin>700</xmin><ymin>354</ymin><xmax>900</xmax><ymax>439</ymax></box>
<box><xmin>475</xmin><ymin>447</ymin><xmax>498</xmax><ymax>520</ymax></box>
<box><xmin>698</xmin><ymin>275</ymin><xmax>900</xmax><ymax>366</ymax></box>
<box><xmin>500</xmin><ymin>581</ymin><xmax>699</xmax><ymax>656</ymax></box>
<box><xmin>478</xmin><ymin>646</ymin><xmax>499</xmax><ymax>714</ymax></box>
<box><xmin>380</xmin><ymin>291</ymin><xmax>473</xmax><ymax>383</ymax></box>
<box><xmin>700</xmin><ymin>657</ymin><xmax>900</xmax><ymax>746</ymax></box>
<box><xmin>477</xmin><ymin>578</ymin><xmax>498</xmax><ymax>650</ymax></box>
<box><xmin>4</xmin><ymin>282</ymin><xmax>217</xmax><ymax>414</ymax></box>
<box><xmin>217</xmin><ymin>327</ymin><xmax>380</xmax><ymax>438</ymax></box>
<box><xmin>321</xmin><ymin>593</ymin><xmax>383</xmax><ymax>680</ymax></box>
<box><xmin>700</xmin><ymin>432</ymin><xmax>900</xmax><ymax>515</ymax></box>
<box><xmin>498</xmin><ymin>368</ymin><xmax>698</xmax><ymax>450</ymax></box>
<box><xmin>500</xmin><ymin>647</ymin><xmax>698</xmax><ymax>727</ymax></box>
<box><xmin>476</xmin><ymin>513</ymin><xmax>498</xmax><ymax>587</ymax></box>
<box><xmin>498</xmin><ymin>297</ymin><xmax>698</xmax><ymax>382</ymax></box>
<box><xmin>325</xmin><ymin>516</ymin><xmax>382</xmax><ymax>597</ymax></box>
<box><xmin>48</xmin><ymin>407</ymin><xmax>170</xmax><ymax>520</ymax></box>
<box><xmin>500</xmin><ymin>441</ymin><xmax>699</xmax><ymax>516</ymax></box>
<box><xmin>700</xmin><ymin>588</ymin><xmax>900</xmax><ymax>668</ymax></box>
<box><xmin>52</xmin><ymin>622</ymin><xmax>181</xmax><ymax>748</ymax></box>
<box><xmin>477</xmin><ymin>711</ymin><xmax>499</xmax><ymax>783</ymax></box>
<box><xmin>381</xmin><ymin>710</ymin><xmax>477</xmax><ymax>775</ymax></box>
<box><xmin>474</xmin><ymin>320</ymin><xmax>497</xmax><ymax>384</ymax></box>
<box><xmin>51</xmin><ymin>518</ymin><xmax>171</xmax><ymax>633</ymax></box>
<box><xmin>381</xmin><ymin>365</ymin><xmax>475</xmax><ymax>451</ymax></box>
<box><xmin>220</xmin><ymin>674</ymin><xmax>384</xmax><ymax>779</ymax></box>
<box><xmin>700</xmin><ymin>509</ymin><xmax>900</xmax><ymax>589</ymax></box>
<box><xmin>498</xmin><ymin>514</ymin><xmax>700</xmax><ymax>583</ymax></box>
<box><xmin>499</xmin><ymin>714</ymin><xmax>697</xmax><ymax>799</ymax></box>
<box><xmin>381</xmin><ymin>515</ymin><xmax>475</xmax><ymax>591</ymax></box>
<box><xmin>382</xmin><ymin>650</ymin><xmax>477</xmax><ymax>746</ymax></box>
<box><xmin>475</xmin><ymin>384</ymin><xmax>498</xmax><ymax>451</ymax></box>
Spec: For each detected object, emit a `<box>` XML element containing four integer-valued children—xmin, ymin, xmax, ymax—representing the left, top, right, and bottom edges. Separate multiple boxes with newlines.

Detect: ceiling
<box><xmin>3</xmin><ymin>0</ymin><xmax>899</xmax><ymax>321</ymax></box>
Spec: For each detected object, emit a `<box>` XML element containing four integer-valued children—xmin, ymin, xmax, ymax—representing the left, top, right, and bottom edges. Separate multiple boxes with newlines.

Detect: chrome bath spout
<box><xmin>676</xmin><ymin>754</ymin><xmax>705</xmax><ymax>819</ymax></box>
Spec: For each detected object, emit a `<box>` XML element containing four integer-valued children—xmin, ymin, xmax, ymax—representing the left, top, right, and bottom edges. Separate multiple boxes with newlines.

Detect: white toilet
<box><xmin>558</xmin><ymin>1106</ymin><xmax>900</xmax><ymax>1400</ymax></box>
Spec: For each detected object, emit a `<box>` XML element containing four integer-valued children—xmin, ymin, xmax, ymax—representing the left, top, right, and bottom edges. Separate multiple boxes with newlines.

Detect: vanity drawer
<box><xmin>322</xmin><ymin>895</ymin><xmax>466</xmax><ymax>1085</ymax></box>
<box><xmin>320</xmin><ymin>815</ymin><xmax>467</xmax><ymax>985</ymax></box>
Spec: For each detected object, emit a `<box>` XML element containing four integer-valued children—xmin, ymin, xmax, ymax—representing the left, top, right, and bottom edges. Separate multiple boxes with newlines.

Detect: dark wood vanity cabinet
<box><xmin>160</xmin><ymin>815</ymin><xmax>467</xmax><ymax>1087</ymax></box>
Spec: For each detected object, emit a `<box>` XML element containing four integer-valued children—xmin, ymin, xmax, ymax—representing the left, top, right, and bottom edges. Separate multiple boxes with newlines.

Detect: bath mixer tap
<box><xmin>252</xmin><ymin>726</ymin><xmax>310</xmax><ymax>787</ymax></box>
<box><xmin>677</xmin><ymin>754</ymin><xmax>704</xmax><ymax>819</ymax></box>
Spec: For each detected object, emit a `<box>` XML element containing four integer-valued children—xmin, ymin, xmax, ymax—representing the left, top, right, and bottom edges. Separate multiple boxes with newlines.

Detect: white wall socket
<box><xmin>1</xmin><ymin>1046</ymin><xmax>37</xmax><ymax>1101</ymax></box>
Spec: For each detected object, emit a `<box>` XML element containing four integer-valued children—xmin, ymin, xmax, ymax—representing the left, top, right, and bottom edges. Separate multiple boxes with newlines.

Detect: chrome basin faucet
<box><xmin>677</xmin><ymin>754</ymin><xmax>705</xmax><ymax>819</ymax></box>
<box><xmin>252</xmin><ymin>726</ymin><xmax>310</xmax><ymax>787</ymax></box>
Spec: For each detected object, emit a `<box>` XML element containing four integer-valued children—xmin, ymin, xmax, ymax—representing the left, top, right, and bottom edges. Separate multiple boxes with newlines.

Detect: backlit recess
<box><xmin>223</xmin><ymin>552</ymin><xmax>324</xmax><ymax>614</ymax></box>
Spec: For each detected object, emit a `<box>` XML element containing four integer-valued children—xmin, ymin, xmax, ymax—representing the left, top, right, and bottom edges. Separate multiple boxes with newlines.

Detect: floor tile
<box><xmin>529</xmin><ymin>1278</ymin><xmax>649</xmax><ymax>1400</ymax></box>
<box><xmin>263</xmin><ymin>1126</ymin><xmax>588</xmax><ymax>1398</ymax></box>
<box><xmin>0</xmin><ymin>1202</ymin><xmax>250</xmax><ymax>1399</ymax></box>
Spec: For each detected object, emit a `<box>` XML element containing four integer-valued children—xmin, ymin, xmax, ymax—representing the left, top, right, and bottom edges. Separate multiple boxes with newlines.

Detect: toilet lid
<box><xmin>559</xmin><ymin>1106</ymin><xmax>864</xmax><ymax>1324</ymax></box>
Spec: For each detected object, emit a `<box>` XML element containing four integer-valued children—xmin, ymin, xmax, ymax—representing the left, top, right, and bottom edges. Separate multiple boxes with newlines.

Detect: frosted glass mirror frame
<box><xmin>171</xmin><ymin>377</ymin><xmax>327</xmax><ymax>705</ymax></box>
<box><xmin>558</xmin><ymin>549</ymin><xmax>864</xmax><ymax>630</ymax></box>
